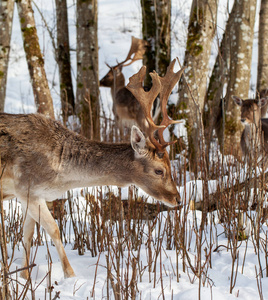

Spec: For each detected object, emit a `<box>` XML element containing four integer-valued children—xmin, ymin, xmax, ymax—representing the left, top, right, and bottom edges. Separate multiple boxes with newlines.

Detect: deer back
<box><xmin>0</xmin><ymin>113</ymin><xmax>180</xmax><ymax>207</ymax></box>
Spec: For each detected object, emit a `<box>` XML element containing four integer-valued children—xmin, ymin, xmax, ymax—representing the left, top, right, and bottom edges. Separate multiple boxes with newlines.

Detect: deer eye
<box><xmin>155</xmin><ymin>169</ymin><xmax>164</xmax><ymax>176</ymax></box>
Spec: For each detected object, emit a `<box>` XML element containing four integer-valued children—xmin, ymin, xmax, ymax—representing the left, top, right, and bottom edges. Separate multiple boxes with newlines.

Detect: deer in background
<box><xmin>100</xmin><ymin>37</ymin><xmax>159</xmax><ymax>134</ymax></box>
<box><xmin>233</xmin><ymin>95</ymin><xmax>268</xmax><ymax>157</ymax></box>
<box><xmin>258</xmin><ymin>88</ymin><xmax>268</xmax><ymax>117</ymax></box>
<box><xmin>0</xmin><ymin>59</ymin><xmax>183</xmax><ymax>279</ymax></box>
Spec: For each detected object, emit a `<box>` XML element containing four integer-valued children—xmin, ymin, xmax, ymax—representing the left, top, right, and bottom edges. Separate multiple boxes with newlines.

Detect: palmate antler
<box><xmin>126</xmin><ymin>58</ymin><xmax>185</xmax><ymax>154</ymax></box>
<box><xmin>106</xmin><ymin>36</ymin><xmax>148</xmax><ymax>69</ymax></box>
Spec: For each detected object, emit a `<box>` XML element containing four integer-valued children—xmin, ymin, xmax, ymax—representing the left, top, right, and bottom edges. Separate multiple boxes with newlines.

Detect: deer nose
<box><xmin>176</xmin><ymin>196</ymin><xmax>182</xmax><ymax>207</ymax></box>
<box><xmin>241</xmin><ymin>118</ymin><xmax>246</xmax><ymax>123</ymax></box>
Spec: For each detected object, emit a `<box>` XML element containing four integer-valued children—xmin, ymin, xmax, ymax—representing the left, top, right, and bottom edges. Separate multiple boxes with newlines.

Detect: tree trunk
<box><xmin>223</xmin><ymin>0</ymin><xmax>257</xmax><ymax>156</ymax></box>
<box><xmin>16</xmin><ymin>0</ymin><xmax>54</xmax><ymax>118</ymax></box>
<box><xmin>76</xmin><ymin>0</ymin><xmax>100</xmax><ymax>140</ymax></box>
<box><xmin>204</xmin><ymin>3</ymin><xmax>236</xmax><ymax>155</ymax></box>
<box><xmin>140</xmin><ymin>0</ymin><xmax>156</xmax><ymax>87</ymax></box>
<box><xmin>55</xmin><ymin>0</ymin><xmax>75</xmax><ymax>123</ymax></box>
<box><xmin>177</xmin><ymin>0</ymin><xmax>218</xmax><ymax>173</ymax></box>
<box><xmin>140</xmin><ymin>0</ymin><xmax>171</xmax><ymax>85</ymax></box>
<box><xmin>0</xmin><ymin>0</ymin><xmax>14</xmax><ymax>112</ymax></box>
<box><xmin>257</xmin><ymin>0</ymin><xmax>268</xmax><ymax>94</ymax></box>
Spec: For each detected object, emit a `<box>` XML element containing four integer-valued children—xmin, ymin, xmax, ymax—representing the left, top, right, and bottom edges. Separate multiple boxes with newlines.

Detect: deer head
<box><xmin>232</xmin><ymin>95</ymin><xmax>267</xmax><ymax>126</ymax></box>
<box><xmin>126</xmin><ymin>58</ymin><xmax>184</xmax><ymax>204</ymax></box>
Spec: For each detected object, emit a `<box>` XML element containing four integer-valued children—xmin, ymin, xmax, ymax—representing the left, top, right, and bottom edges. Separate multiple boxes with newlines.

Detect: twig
<box><xmin>6</xmin><ymin>264</ymin><xmax>36</xmax><ymax>276</ymax></box>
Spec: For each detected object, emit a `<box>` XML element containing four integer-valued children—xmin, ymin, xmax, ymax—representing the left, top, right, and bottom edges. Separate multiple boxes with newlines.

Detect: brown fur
<box><xmin>100</xmin><ymin>66</ymin><xmax>150</xmax><ymax>132</ymax></box>
<box><xmin>0</xmin><ymin>113</ymin><xmax>180</xmax><ymax>278</ymax></box>
<box><xmin>232</xmin><ymin>96</ymin><xmax>268</xmax><ymax>156</ymax></box>
<box><xmin>258</xmin><ymin>88</ymin><xmax>268</xmax><ymax>117</ymax></box>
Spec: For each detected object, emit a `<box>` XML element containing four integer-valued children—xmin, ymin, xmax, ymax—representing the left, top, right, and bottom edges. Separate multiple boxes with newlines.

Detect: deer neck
<box><xmin>243</xmin><ymin>122</ymin><xmax>262</xmax><ymax>152</ymax></box>
<box><xmin>60</xmin><ymin>137</ymin><xmax>135</xmax><ymax>189</ymax></box>
<box><xmin>111</xmin><ymin>73</ymin><xmax>125</xmax><ymax>98</ymax></box>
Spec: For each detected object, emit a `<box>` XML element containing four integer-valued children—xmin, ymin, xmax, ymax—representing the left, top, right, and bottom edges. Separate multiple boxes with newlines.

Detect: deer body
<box><xmin>100</xmin><ymin>37</ymin><xmax>155</xmax><ymax>133</ymax></box>
<box><xmin>1</xmin><ymin>59</ymin><xmax>184</xmax><ymax>279</ymax></box>
<box><xmin>0</xmin><ymin>113</ymin><xmax>179</xmax><ymax>278</ymax></box>
<box><xmin>233</xmin><ymin>96</ymin><xmax>268</xmax><ymax>156</ymax></box>
<box><xmin>100</xmin><ymin>66</ymin><xmax>148</xmax><ymax>131</ymax></box>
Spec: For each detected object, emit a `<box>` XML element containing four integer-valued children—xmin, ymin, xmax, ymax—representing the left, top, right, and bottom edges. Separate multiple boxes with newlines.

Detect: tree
<box><xmin>55</xmin><ymin>0</ymin><xmax>75</xmax><ymax>123</ymax></box>
<box><xmin>257</xmin><ymin>0</ymin><xmax>268</xmax><ymax>95</ymax></box>
<box><xmin>76</xmin><ymin>0</ymin><xmax>100</xmax><ymax>140</ymax></box>
<box><xmin>203</xmin><ymin>3</ymin><xmax>235</xmax><ymax>155</ymax></box>
<box><xmin>0</xmin><ymin>0</ymin><xmax>14</xmax><ymax>112</ymax></box>
<box><xmin>177</xmin><ymin>0</ymin><xmax>218</xmax><ymax>173</ymax></box>
<box><xmin>140</xmin><ymin>0</ymin><xmax>171</xmax><ymax>86</ymax></box>
<box><xmin>222</xmin><ymin>0</ymin><xmax>257</xmax><ymax>155</ymax></box>
<box><xmin>16</xmin><ymin>0</ymin><xmax>54</xmax><ymax>118</ymax></box>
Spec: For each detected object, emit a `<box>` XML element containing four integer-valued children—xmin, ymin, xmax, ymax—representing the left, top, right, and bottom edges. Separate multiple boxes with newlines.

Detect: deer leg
<box><xmin>21</xmin><ymin>209</ymin><xmax>35</xmax><ymax>279</ymax></box>
<box><xmin>24</xmin><ymin>199</ymin><xmax>75</xmax><ymax>278</ymax></box>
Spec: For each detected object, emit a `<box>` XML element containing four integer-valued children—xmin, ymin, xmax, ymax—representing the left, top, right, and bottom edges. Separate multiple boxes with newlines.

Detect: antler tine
<box><xmin>157</xmin><ymin>59</ymin><xmax>185</xmax><ymax>146</ymax></box>
<box><xmin>108</xmin><ymin>37</ymin><xmax>147</xmax><ymax>69</ymax></box>
<box><xmin>105</xmin><ymin>62</ymin><xmax>112</xmax><ymax>69</ymax></box>
<box><xmin>126</xmin><ymin>66</ymin><xmax>166</xmax><ymax>152</ymax></box>
<box><xmin>122</xmin><ymin>36</ymin><xmax>148</xmax><ymax>67</ymax></box>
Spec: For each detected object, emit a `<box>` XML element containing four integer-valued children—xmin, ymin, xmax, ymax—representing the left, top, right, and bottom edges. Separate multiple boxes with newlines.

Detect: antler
<box><xmin>122</xmin><ymin>36</ymin><xmax>148</xmax><ymax>66</ymax></box>
<box><xmin>127</xmin><ymin>66</ymin><xmax>165</xmax><ymax>150</ymax></box>
<box><xmin>126</xmin><ymin>59</ymin><xmax>184</xmax><ymax>154</ymax></box>
<box><xmin>157</xmin><ymin>59</ymin><xmax>185</xmax><ymax>147</ymax></box>
<box><xmin>106</xmin><ymin>37</ymin><xmax>148</xmax><ymax>69</ymax></box>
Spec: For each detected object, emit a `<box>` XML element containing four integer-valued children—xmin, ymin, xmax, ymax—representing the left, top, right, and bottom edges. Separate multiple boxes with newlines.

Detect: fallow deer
<box><xmin>258</xmin><ymin>88</ymin><xmax>268</xmax><ymax>118</ymax></box>
<box><xmin>232</xmin><ymin>95</ymin><xmax>268</xmax><ymax>157</ymax></box>
<box><xmin>100</xmin><ymin>36</ymin><xmax>158</xmax><ymax>133</ymax></box>
<box><xmin>0</xmin><ymin>59</ymin><xmax>183</xmax><ymax>279</ymax></box>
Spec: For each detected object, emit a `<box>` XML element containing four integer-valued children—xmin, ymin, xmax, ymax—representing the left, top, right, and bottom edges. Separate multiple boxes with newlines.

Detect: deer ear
<box><xmin>232</xmin><ymin>95</ymin><xmax>243</xmax><ymax>106</ymax></box>
<box><xmin>131</xmin><ymin>126</ymin><xmax>148</xmax><ymax>157</ymax></box>
<box><xmin>258</xmin><ymin>98</ymin><xmax>268</xmax><ymax>108</ymax></box>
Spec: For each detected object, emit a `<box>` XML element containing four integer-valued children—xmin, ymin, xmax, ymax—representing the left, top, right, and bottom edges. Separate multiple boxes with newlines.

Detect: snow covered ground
<box><xmin>3</xmin><ymin>0</ymin><xmax>268</xmax><ymax>299</ymax></box>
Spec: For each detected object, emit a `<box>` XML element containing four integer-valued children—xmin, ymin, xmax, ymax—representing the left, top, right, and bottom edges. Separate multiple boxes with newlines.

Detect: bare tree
<box><xmin>203</xmin><ymin>3</ymin><xmax>235</xmax><ymax>155</ymax></box>
<box><xmin>257</xmin><ymin>0</ymin><xmax>268</xmax><ymax>96</ymax></box>
<box><xmin>76</xmin><ymin>0</ymin><xmax>100</xmax><ymax>140</ymax></box>
<box><xmin>55</xmin><ymin>0</ymin><xmax>75</xmax><ymax>123</ymax></box>
<box><xmin>16</xmin><ymin>0</ymin><xmax>54</xmax><ymax>118</ymax></box>
<box><xmin>140</xmin><ymin>0</ymin><xmax>171</xmax><ymax>86</ymax></box>
<box><xmin>177</xmin><ymin>0</ymin><xmax>218</xmax><ymax>173</ymax></box>
<box><xmin>223</xmin><ymin>0</ymin><xmax>257</xmax><ymax>155</ymax></box>
<box><xmin>0</xmin><ymin>0</ymin><xmax>14</xmax><ymax>112</ymax></box>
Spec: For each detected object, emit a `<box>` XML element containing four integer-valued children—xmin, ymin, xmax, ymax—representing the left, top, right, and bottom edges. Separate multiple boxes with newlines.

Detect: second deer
<box><xmin>233</xmin><ymin>95</ymin><xmax>268</xmax><ymax>157</ymax></box>
<box><xmin>100</xmin><ymin>37</ymin><xmax>158</xmax><ymax>134</ymax></box>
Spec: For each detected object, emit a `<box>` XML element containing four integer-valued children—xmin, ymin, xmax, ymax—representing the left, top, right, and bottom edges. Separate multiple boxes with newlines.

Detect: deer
<box><xmin>258</xmin><ymin>88</ymin><xmax>268</xmax><ymax>118</ymax></box>
<box><xmin>100</xmin><ymin>36</ymin><xmax>159</xmax><ymax>134</ymax></box>
<box><xmin>0</xmin><ymin>59</ymin><xmax>183</xmax><ymax>279</ymax></box>
<box><xmin>232</xmin><ymin>95</ymin><xmax>268</xmax><ymax>157</ymax></box>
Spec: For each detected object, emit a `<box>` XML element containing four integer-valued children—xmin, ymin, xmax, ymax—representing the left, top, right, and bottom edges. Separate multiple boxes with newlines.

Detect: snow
<box><xmin>3</xmin><ymin>0</ymin><xmax>268</xmax><ymax>299</ymax></box>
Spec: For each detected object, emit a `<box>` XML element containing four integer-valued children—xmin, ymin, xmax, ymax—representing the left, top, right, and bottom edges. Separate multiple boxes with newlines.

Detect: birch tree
<box><xmin>56</xmin><ymin>0</ymin><xmax>75</xmax><ymax>123</ymax></box>
<box><xmin>177</xmin><ymin>0</ymin><xmax>218</xmax><ymax>173</ymax></box>
<box><xmin>76</xmin><ymin>0</ymin><xmax>99</xmax><ymax>140</ymax></box>
<box><xmin>0</xmin><ymin>0</ymin><xmax>14</xmax><ymax>112</ymax></box>
<box><xmin>16</xmin><ymin>0</ymin><xmax>54</xmax><ymax>118</ymax></box>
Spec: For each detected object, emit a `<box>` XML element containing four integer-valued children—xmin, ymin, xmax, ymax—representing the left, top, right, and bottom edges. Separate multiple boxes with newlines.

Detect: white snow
<box><xmin>3</xmin><ymin>0</ymin><xmax>267</xmax><ymax>299</ymax></box>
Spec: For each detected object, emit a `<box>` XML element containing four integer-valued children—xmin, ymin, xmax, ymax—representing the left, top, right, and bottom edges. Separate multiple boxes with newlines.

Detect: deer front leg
<box><xmin>21</xmin><ymin>209</ymin><xmax>35</xmax><ymax>279</ymax></box>
<box><xmin>22</xmin><ymin>198</ymin><xmax>75</xmax><ymax>278</ymax></box>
